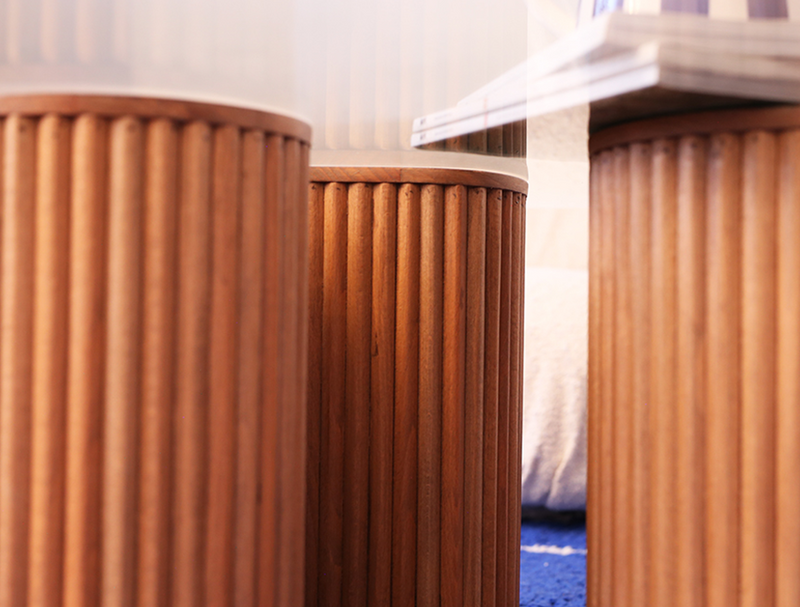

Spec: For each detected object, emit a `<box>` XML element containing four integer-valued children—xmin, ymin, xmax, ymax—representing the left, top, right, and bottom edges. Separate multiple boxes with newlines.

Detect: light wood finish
<box><xmin>0</xmin><ymin>114</ymin><xmax>36</xmax><ymax>607</ymax></box>
<box><xmin>0</xmin><ymin>95</ymin><xmax>310</xmax><ymax>607</ymax></box>
<box><xmin>777</xmin><ymin>130</ymin><xmax>800</xmax><ymax>607</ymax></box>
<box><xmin>589</xmin><ymin>108</ymin><xmax>800</xmax><ymax>607</ymax></box>
<box><xmin>29</xmin><ymin>113</ymin><xmax>70</xmax><ymax>607</ymax></box>
<box><xmin>306</xmin><ymin>167</ymin><xmax>527</xmax><ymax>607</ymax></box>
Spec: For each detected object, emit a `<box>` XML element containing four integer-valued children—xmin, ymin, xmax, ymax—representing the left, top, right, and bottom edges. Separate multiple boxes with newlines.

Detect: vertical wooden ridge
<box><xmin>0</xmin><ymin>102</ymin><xmax>309</xmax><ymax>607</ymax></box>
<box><xmin>464</xmin><ymin>186</ymin><xmax>487</xmax><ymax>607</ymax></box>
<box><xmin>675</xmin><ymin>135</ymin><xmax>707</xmax><ymax>607</ymax></box>
<box><xmin>206</xmin><ymin>124</ymin><xmax>242</xmax><ymax>607</ymax></box>
<box><xmin>278</xmin><ymin>136</ymin><xmax>309</xmax><ymax>607</ymax></box>
<box><xmin>597</xmin><ymin>149</ymin><xmax>616</xmax><ymax>607</ymax></box>
<box><xmin>103</xmin><ymin>115</ymin><xmax>145</xmax><ymax>607</ymax></box>
<box><xmin>64</xmin><ymin>113</ymin><xmax>108</xmax><ymax>607</ymax></box>
<box><xmin>306</xmin><ymin>180</ymin><xmax>325</xmax><ymax>607</ymax></box>
<box><xmin>612</xmin><ymin>146</ymin><xmax>632</xmax><ymax>607</ymax></box>
<box><xmin>649</xmin><ymin>138</ymin><xmax>679</xmax><ymax>607</ymax></box>
<box><xmin>233</xmin><ymin>129</ymin><xmax>266</xmax><ymax>607</ymax></box>
<box><xmin>777</xmin><ymin>130</ymin><xmax>800</xmax><ymax>607</ymax></box>
<box><xmin>368</xmin><ymin>183</ymin><xmax>396</xmax><ymax>607</ymax></box>
<box><xmin>306</xmin><ymin>174</ymin><xmax>526</xmax><ymax>607</ymax></box>
<box><xmin>704</xmin><ymin>132</ymin><xmax>741</xmax><ymax>607</ymax></box>
<box><xmin>417</xmin><ymin>184</ymin><xmax>444</xmax><ymax>607</ymax></box>
<box><xmin>0</xmin><ymin>113</ymin><xmax>36</xmax><ymax>607</ymax></box>
<box><xmin>628</xmin><ymin>142</ymin><xmax>653</xmax><ymax>607</ymax></box>
<box><xmin>172</xmin><ymin>120</ymin><xmax>213</xmax><ymax>607</ymax></box>
<box><xmin>496</xmin><ymin>191</ymin><xmax>514</xmax><ymax>607</ymax></box>
<box><xmin>343</xmin><ymin>183</ymin><xmax>372</xmax><ymax>607</ymax></box>
<box><xmin>740</xmin><ymin>130</ymin><xmax>777</xmax><ymax>607</ymax></box>
<box><xmin>29</xmin><ymin>113</ymin><xmax>70</xmax><ymax>607</ymax></box>
<box><xmin>588</xmin><ymin>117</ymin><xmax>800</xmax><ymax>607</ymax></box>
<box><xmin>138</xmin><ymin>118</ymin><xmax>179</xmax><ymax>607</ymax></box>
<box><xmin>259</xmin><ymin>132</ymin><xmax>286</xmax><ymax>607</ymax></box>
<box><xmin>393</xmin><ymin>182</ymin><xmax>421</xmax><ymax>607</ymax></box>
<box><xmin>481</xmin><ymin>188</ymin><xmax>502</xmax><ymax>607</ymax></box>
<box><xmin>319</xmin><ymin>182</ymin><xmax>348</xmax><ymax>607</ymax></box>
<box><xmin>442</xmin><ymin>184</ymin><xmax>467</xmax><ymax>607</ymax></box>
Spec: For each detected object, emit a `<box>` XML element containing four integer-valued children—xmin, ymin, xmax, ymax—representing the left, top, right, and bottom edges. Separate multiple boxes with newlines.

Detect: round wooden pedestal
<box><xmin>305</xmin><ymin>166</ymin><xmax>527</xmax><ymax>607</ymax></box>
<box><xmin>588</xmin><ymin>105</ymin><xmax>800</xmax><ymax>607</ymax></box>
<box><xmin>0</xmin><ymin>95</ymin><xmax>310</xmax><ymax>607</ymax></box>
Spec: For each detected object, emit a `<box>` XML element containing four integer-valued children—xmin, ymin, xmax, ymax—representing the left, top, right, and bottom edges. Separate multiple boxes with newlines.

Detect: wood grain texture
<box><xmin>464</xmin><ymin>185</ymin><xmax>487</xmax><ymax>607</ymax></box>
<box><xmin>64</xmin><ymin>113</ymin><xmax>107</xmax><ymax>607</ymax></box>
<box><xmin>740</xmin><ymin>130</ymin><xmax>777</xmax><ymax>607</ymax></box>
<box><xmin>29</xmin><ymin>114</ymin><xmax>70</xmax><ymax>607</ymax></box>
<box><xmin>589</xmin><ymin>109</ymin><xmax>800</xmax><ymax>607</ymax></box>
<box><xmin>259</xmin><ymin>132</ymin><xmax>287</xmax><ymax>607</ymax></box>
<box><xmin>0</xmin><ymin>114</ymin><xmax>36</xmax><ymax>607</ymax></box>
<box><xmin>704</xmin><ymin>133</ymin><xmax>742</xmax><ymax>607</ymax></box>
<box><xmin>234</xmin><ymin>129</ymin><xmax>265</xmax><ymax>607</ymax></box>
<box><xmin>309</xmin><ymin>166</ymin><xmax>527</xmax><ymax>195</ymax></box>
<box><xmin>628</xmin><ymin>142</ymin><xmax>653</xmax><ymax>607</ymax></box>
<box><xmin>482</xmin><ymin>188</ymin><xmax>502</xmax><ymax>607</ymax></box>
<box><xmin>418</xmin><ymin>184</ymin><xmax>444</xmax><ymax>607</ymax></box>
<box><xmin>306</xmin><ymin>181</ymin><xmax>325</xmax><ymax>607</ymax></box>
<box><xmin>278</xmin><ymin>137</ymin><xmax>309</xmax><ymax>607</ymax></box>
<box><xmin>649</xmin><ymin>138</ymin><xmax>678</xmax><ymax>607</ymax></box>
<box><xmin>777</xmin><ymin>130</ymin><xmax>800</xmax><ymax>607</ymax></box>
<box><xmin>675</xmin><ymin>135</ymin><xmax>706</xmax><ymax>607</ymax></box>
<box><xmin>502</xmin><ymin>124</ymin><xmax>514</xmax><ymax>160</ymax></box>
<box><xmin>442</xmin><ymin>184</ymin><xmax>467</xmax><ymax>607</ymax></box>
<box><xmin>343</xmin><ymin>183</ymin><xmax>372</xmax><ymax>607</ymax></box>
<box><xmin>487</xmin><ymin>127</ymin><xmax>503</xmax><ymax>156</ymax></box>
<box><xmin>369</xmin><ymin>183</ymin><xmax>397</xmax><ymax>607</ymax></box>
<box><xmin>0</xmin><ymin>97</ymin><xmax>309</xmax><ymax>607</ymax></box>
<box><xmin>495</xmin><ymin>191</ymin><xmax>514</xmax><ymax>607</ymax></box>
<box><xmin>393</xmin><ymin>183</ymin><xmax>421</xmax><ymax>607</ymax></box>
<box><xmin>103</xmin><ymin>115</ymin><xmax>144</xmax><ymax>607</ymax></box>
<box><xmin>612</xmin><ymin>146</ymin><xmax>632</xmax><ymax>607</ymax></box>
<box><xmin>589</xmin><ymin>104</ymin><xmax>800</xmax><ymax>153</ymax></box>
<box><xmin>172</xmin><ymin>120</ymin><xmax>213</xmax><ymax>607</ymax></box>
<box><xmin>306</xmin><ymin>170</ymin><xmax>527</xmax><ymax>607</ymax></box>
<box><xmin>597</xmin><ymin>150</ymin><xmax>615</xmax><ymax>607</ymax></box>
<box><xmin>0</xmin><ymin>94</ymin><xmax>311</xmax><ymax>143</ymax></box>
<box><xmin>319</xmin><ymin>182</ymin><xmax>348</xmax><ymax>607</ymax></box>
<box><xmin>206</xmin><ymin>124</ymin><xmax>242</xmax><ymax>607</ymax></box>
<box><xmin>138</xmin><ymin>118</ymin><xmax>179</xmax><ymax>607</ymax></box>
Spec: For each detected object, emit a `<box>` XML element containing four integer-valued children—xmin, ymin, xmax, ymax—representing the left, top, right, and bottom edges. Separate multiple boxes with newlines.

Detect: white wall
<box><xmin>525</xmin><ymin>2</ymin><xmax>589</xmax><ymax>271</ymax></box>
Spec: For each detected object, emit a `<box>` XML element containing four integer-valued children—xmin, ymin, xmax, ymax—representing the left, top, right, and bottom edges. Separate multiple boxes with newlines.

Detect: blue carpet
<box><xmin>519</xmin><ymin>518</ymin><xmax>586</xmax><ymax>607</ymax></box>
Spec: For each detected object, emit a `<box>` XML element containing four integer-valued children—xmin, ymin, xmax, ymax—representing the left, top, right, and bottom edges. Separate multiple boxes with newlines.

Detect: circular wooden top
<box><xmin>310</xmin><ymin>166</ymin><xmax>528</xmax><ymax>195</ymax></box>
<box><xmin>590</xmin><ymin>104</ymin><xmax>800</xmax><ymax>154</ymax></box>
<box><xmin>0</xmin><ymin>94</ymin><xmax>311</xmax><ymax>143</ymax></box>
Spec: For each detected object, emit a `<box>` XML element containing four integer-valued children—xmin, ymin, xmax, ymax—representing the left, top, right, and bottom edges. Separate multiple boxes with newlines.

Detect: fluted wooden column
<box><xmin>0</xmin><ymin>94</ymin><xmax>310</xmax><ymax>607</ymax></box>
<box><xmin>306</xmin><ymin>166</ymin><xmax>527</xmax><ymax>607</ymax></box>
<box><xmin>588</xmin><ymin>105</ymin><xmax>800</xmax><ymax>607</ymax></box>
